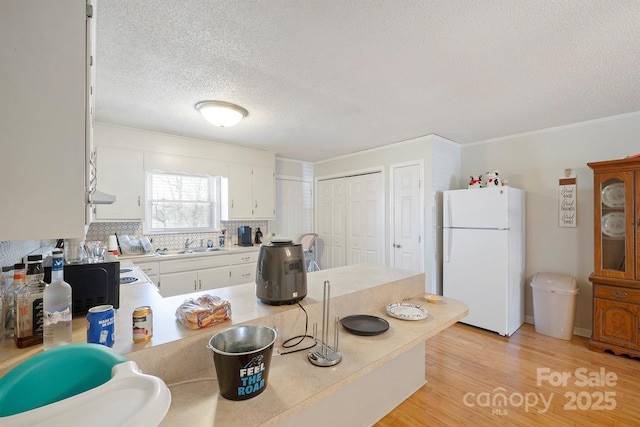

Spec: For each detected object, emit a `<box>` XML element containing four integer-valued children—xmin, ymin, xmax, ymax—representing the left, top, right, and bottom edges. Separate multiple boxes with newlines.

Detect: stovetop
<box><xmin>119</xmin><ymin>266</ymin><xmax>151</xmax><ymax>285</ymax></box>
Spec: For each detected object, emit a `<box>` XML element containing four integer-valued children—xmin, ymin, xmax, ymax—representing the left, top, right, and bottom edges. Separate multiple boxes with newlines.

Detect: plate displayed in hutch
<box><xmin>601</xmin><ymin>212</ymin><xmax>625</xmax><ymax>237</ymax></box>
<box><xmin>601</xmin><ymin>182</ymin><xmax>625</xmax><ymax>208</ymax></box>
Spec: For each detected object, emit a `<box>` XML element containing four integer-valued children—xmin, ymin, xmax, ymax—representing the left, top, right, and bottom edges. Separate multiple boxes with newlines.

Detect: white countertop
<box><xmin>0</xmin><ymin>264</ymin><xmax>468</xmax><ymax>427</ymax></box>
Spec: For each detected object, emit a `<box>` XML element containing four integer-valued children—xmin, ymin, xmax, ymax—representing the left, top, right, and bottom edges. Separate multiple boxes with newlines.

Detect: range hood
<box><xmin>89</xmin><ymin>189</ymin><xmax>116</xmax><ymax>205</ymax></box>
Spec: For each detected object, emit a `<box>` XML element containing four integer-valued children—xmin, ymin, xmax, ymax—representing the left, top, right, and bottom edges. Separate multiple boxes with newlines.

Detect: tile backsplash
<box><xmin>86</xmin><ymin>221</ymin><xmax>269</xmax><ymax>253</ymax></box>
<box><xmin>0</xmin><ymin>221</ymin><xmax>269</xmax><ymax>267</ymax></box>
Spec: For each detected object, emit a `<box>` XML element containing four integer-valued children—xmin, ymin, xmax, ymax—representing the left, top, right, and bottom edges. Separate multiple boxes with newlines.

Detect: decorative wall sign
<box><xmin>559</xmin><ymin>175</ymin><xmax>577</xmax><ymax>228</ymax></box>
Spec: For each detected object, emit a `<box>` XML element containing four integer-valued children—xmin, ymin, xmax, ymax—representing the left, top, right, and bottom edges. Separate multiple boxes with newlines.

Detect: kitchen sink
<box><xmin>156</xmin><ymin>247</ymin><xmax>227</xmax><ymax>256</ymax></box>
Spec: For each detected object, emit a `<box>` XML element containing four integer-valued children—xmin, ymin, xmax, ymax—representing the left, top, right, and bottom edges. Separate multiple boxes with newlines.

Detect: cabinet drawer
<box><xmin>594</xmin><ymin>284</ymin><xmax>640</xmax><ymax>304</ymax></box>
<box><xmin>230</xmin><ymin>251</ymin><xmax>258</xmax><ymax>265</ymax></box>
<box><xmin>230</xmin><ymin>263</ymin><xmax>256</xmax><ymax>285</ymax></box>
<box><xmin>160</xmin><ymin>254</ymin><xmax>229</xmax><ymax>274</ymax></box>
<box><xmin>134</xmin><ymin>261</ymin><xmax>159</xmax><ymax>277</ymax></box>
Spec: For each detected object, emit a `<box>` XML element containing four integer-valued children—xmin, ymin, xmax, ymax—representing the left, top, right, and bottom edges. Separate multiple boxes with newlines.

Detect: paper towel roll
<box><xmin>107</xmin><ymin>235</ymin><xmax>118</xmax><ymax>253</ymax></box>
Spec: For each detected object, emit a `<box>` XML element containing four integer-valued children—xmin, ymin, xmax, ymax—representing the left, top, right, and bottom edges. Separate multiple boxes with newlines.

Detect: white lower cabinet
<box><xmin>160</xmin><ymin>271</ymin><xmax>198</xmax><ymax>297</ymax></box>
<box><xmin>150</xmin><ymin>251</ymin><xmax>258</xmax><ymax>297</ymax></box>
<box><xmin>199</xmin><ymin>267</ymin><xmax>233</xmax><ymax>291</ymax></box>
<box><xmin>160</xmin><ymin>267</ymin><xmax>230</xmax><ymax>297</ymax></box>
<box><xmin>158</xmin><ymin>255</ymin><xmax>230</xmax><ymax>297</ymax></box>
<box><xmin>229</xmin><ymin>251</ymin><xmax>258</xmax><ymax>286</ymax></box>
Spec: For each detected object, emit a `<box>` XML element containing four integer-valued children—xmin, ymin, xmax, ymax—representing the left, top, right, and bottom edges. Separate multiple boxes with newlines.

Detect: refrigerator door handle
<box><xmin>446</xmin><ymin>194</ymin><xmax>453</xmax><ymax>228</ymax></box>
<box><xmin>445</xmin><ymin>227</ymin><xmax>452</xmax><ymax>262</ymax></box>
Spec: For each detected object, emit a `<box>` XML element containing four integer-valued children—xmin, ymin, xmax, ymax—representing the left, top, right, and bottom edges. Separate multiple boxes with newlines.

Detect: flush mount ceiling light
<box><xmin>195</xmin><ymin>101</ymin><xmax>248</xmax><ymax>128</ymax></box>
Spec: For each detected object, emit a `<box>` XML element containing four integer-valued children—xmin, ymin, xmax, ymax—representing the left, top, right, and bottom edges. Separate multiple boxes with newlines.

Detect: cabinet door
<box><xmin>253</xmin><ymin>166</ymin><xmax>275</xmax><ymax>219</ymax></box>
<box><xmin>230</xmin><ymin>263</ymin><xmax>256</xmax><ymax>286</ymax></box>
<box><xmin>227</xmin><ymin>163</ymin><xmax>254</xmax><ymax>219</ymax></box>
<box><xmin>198</xmin><ymin>267</ymin><xmax>231</xmax><ymax>291</ymax></box>
<box><xmin>636</xmin><ymin>172</ymin><xmax>640</xmax><ymax>281</ymax></box>
<box><xmin>95</xmin><ymin>146</ymin><xmax>144</xmax><ymax>220</ymax></box>
<box><xmin>0</xmin><ymin>0</ymin><xmax>87</xmax><ymax>240</ymax></box>
<box><xmin>159</xmin><ymin>271</ymin><xmax>197</xmax><ymax>297</ymax></box>
<box><xmin>593</xmin><ymin>299</ymin><xmax>639</xmax><ymax>349</ymax></box>
<box><xmin>593</xmin><ymin>172</ymin><xmax>634</xmax><ymax>279</ymax></box>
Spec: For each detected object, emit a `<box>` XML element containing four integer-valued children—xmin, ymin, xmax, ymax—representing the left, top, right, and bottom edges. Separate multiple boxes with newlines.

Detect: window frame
<box><xmin>143</xmin><ymin>171</ymin><xmax>221</xmax><ymax>234</ymax></box>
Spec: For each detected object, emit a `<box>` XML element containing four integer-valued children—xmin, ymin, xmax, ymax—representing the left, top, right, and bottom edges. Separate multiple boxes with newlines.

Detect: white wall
<box><xmin>94</xmin><ymin>122</ymin><xmax>275</xmax><ymax>168</ymax></box>
<box><xmin>460</xmin><ymin>112</ymin><xmax>640</xmax><ymax>335</ymax></box>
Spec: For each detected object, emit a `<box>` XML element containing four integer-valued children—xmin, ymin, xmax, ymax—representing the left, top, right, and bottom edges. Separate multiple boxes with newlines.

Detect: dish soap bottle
<box><xmin>43</xmin><ymin>251</ymin><xmax>72</xmax><ymax>350</ymax></box>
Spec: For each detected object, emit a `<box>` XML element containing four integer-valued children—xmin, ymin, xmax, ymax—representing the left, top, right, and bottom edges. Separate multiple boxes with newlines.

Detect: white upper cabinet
<box><xmin>0</xmin><ymin>0</ymin><xmax>89</xmax><ymax>240</ymax></box>
<box><xmin>94</xmin><ymin>146</ymin><xmax>144</xmax><ymax>221</ymax></box>
<box><xmin>253</xmin><ymin>166</ymin><xmax>276</xmax><ymax>219</ymax></box>
<box><xmin>224</xmin><ymin>164</ymin><xmax>275</xmax><ymax>220</ymax></box>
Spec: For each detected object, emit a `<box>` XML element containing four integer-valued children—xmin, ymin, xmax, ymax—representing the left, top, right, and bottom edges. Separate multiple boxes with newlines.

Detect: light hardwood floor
<box><xmin>374</xmin><ymin>323</ymin><xmax>640</xmax><ymax>427</ymax></box>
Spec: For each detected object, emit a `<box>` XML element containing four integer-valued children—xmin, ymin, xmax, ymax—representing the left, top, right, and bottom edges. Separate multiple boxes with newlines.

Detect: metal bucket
<box><xmin>207</xmin><ymin>325</ymin><xmax>277</xmax><ymax>400</ymax></box>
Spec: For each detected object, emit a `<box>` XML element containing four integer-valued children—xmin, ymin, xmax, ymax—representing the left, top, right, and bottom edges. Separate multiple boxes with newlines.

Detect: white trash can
<box><xmin>530</xmin><ymin>272</ymin><xmax>579</xmax><ymax>340</ymax></box>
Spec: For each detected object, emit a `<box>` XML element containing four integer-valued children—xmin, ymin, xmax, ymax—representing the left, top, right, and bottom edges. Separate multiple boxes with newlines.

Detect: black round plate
<box><xmin>341</xmin><ymin>315</ymin><xmax>389</xmax><ymax>336</ymax></box>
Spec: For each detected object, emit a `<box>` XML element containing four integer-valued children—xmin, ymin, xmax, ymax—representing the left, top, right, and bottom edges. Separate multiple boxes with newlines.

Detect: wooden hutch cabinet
<box><xmin>588</xmin><ymin>156</ymin><xmax>640</xmax><ymax>357</ymax></box>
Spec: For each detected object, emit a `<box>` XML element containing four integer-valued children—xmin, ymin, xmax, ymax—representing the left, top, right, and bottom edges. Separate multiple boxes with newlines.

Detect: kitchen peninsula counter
<box><xmin>0</xmin><ymin>264</ymin><xmax>468</xmax><ymax>426</ymax></box>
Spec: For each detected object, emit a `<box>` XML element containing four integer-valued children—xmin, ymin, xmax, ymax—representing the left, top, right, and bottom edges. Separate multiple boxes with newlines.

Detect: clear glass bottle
<box><xmin>15</xmin><ymin>255</ymin><xmax>46</xmax><ymax>348</ymax></box>
<box><xmin>3</xmin><ymin>263</ymin><xmax>26</xmax><ymax>339</ymax></box>
<box><xmin>43</xmin><ymin>251</ymin><xmax>72</xmax><ymax>350</ymax></box>
<box><xmin>0</xmin><ymin>265</ymin><xmax>15</xmax><ymax>340</ymax></box>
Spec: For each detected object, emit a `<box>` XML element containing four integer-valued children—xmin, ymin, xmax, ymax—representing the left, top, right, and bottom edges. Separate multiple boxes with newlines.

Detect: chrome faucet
<box><xmin>185</xmin><ymin>238</ymin><xmax>198</xmax><ymax>249</ymax></box>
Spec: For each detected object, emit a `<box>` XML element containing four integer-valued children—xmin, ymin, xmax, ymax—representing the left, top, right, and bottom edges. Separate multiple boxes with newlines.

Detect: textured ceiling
<box><xmin>94</xmin><ymin>1</ymin><xmax>640</xmax><ymax>162</ymax></box>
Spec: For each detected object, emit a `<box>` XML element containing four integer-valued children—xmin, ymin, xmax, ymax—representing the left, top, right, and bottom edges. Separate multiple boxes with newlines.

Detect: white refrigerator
<box><xmin>442</xmin><ymin>187</ymin><xmax>525</xmax><ymax>336</ymax></box>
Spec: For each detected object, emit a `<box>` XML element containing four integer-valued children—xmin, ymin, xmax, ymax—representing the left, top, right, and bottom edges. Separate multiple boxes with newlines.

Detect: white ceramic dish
<box><xmin>601</xmin><ymin>183</ymin><xmax>625</xmax><ymax>208</ymax></box>
<box><xmin>601</xmin><ymin>212</ymin><xmax>625</xmax><ymax>238</ymax></box>
<box><xmin>386</xmin><ymin>302</ymin><xmax>429</xmax><ymax>320</ymax></box>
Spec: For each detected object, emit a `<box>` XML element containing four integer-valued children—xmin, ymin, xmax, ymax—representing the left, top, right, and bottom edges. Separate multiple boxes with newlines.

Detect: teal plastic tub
<box><xmin>0</xmin><ymin>343</ymin><xmax>126</xmax><ymax>417</ymax></box>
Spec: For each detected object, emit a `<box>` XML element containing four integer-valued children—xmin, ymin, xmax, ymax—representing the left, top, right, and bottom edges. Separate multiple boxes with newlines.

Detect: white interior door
<box><xmin>391</xmin><ymin>164</ymin><xmax>423</xmax><ymax>271</ymax></box>
<box><xmin>275</xmin><ymin>178</ymin><xmax>312</xmax><ymax>241</ymax></box>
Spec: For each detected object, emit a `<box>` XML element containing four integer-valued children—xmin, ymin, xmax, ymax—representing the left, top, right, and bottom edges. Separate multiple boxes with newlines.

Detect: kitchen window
<box><xmin>144</xmin><ymin>171</ymin><xmax>220</xmax><ymax>233</ymax></box>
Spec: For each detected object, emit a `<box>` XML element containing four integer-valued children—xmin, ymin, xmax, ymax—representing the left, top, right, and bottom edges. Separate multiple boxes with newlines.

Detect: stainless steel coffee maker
<box><xmin>255</xmin><ymin>239</ymin><xmax>307</xmax><ymax>305</ymax></box>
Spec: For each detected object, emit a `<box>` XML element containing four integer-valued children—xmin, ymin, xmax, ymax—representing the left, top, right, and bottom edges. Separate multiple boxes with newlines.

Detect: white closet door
<box><xmin>318</xmin><ymin>172</ymin><xmax>384</xmax><ymax>269</ymax></box>
<box><xmin>317</xmin><ymin>179</ymin><xmax>346</xmax><ymax>269</ymax></box>
<box><xmin>347</xmin><ymin>178</ymin><xmax>364</xmax><ymax>264</ymax></box>
<box><xmin>330</xmin><ymin>180</ymin><xmax>346</xmax><ymax>268</ymax></box>
<box><xmin>346</xmin><ymin>174</ymin><xmax>384</xmax><ymax>266</ymax></box>
<box><xmin>317</xmin><ymin>180</ymin><xmax>333</xmax><ymax>269</ymax></box>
